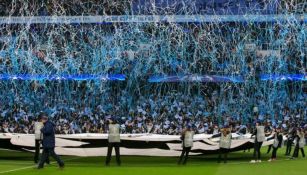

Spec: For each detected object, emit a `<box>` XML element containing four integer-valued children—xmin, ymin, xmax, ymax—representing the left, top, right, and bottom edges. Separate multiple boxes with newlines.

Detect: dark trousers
<box><xmin>292</xmin><ymin>145</ymin><xmax>305</xmax><ymax>158</ymax></box>
<box><xmin>271</xmin><ymin>147</ymin><xmax>278</xmax><ymax>159</ymax></box>
<box><xmin>105</xmin><ymin>143</ymin><xmax>121</xmax><ymax>165</ymax></box>
<box><xmin>253</xmin><ymin>142</ymin><xmax>263</xmax><ymax>160</ymax></box>
<box><xmin>178</xmin><ymin>147</ymin><xmax>191</xmax><ymax>165</ymax></box>
<box><xmin>34</xmin><ymin>140</ymin><xmax>40</xmax><ymax>163</ymax></box>
<box><xmin>267</xmin><ymin>145</ymin><xmax>272</xmax><ymax>154</ymax></box>
<box><xmin>218</xmin><ymin>148</ymin><xmax>229</xmax><ymax>163</ymax></box>
<box><xmin>38</xmin><ymin>147</ymin><xmax>64</xmax><ymax>168</ymax></box>
<box><xmin>34</xmin><ymin>140</ymin><xmax>50</xmax><ymax>164</ymax></box>
<box><xmin>285</xmin><ymin>139</ymin><xmax>293</xmax><ymax>155</ymax></box>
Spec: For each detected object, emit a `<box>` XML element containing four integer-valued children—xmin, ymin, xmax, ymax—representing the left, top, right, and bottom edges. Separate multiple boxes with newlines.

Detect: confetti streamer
<box><xmin>0</xmin><ymin>0</ymin><xmax>305</xmax><ymax>123</ymax></box>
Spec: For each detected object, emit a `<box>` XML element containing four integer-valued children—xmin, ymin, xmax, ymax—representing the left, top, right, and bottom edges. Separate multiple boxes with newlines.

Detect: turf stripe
<box><xmin>40</xmin><ymin>158</ymin><xmax>300</xmax><ymax>167</ymax></box>
<box><xmin>0</xmin><ymin>157</ymin><xmax>82</xmax><ymax>174</ymax></box>
<box><xmin>0</xmin><ymin>157</ymin><xmax>302</xmax><ymax>166</ymax></box>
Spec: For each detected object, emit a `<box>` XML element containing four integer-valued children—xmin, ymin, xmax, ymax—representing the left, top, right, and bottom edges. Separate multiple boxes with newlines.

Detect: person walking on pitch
<box><xmin>37</xmin><ymin>114</ymin><xmax>64</xmax><ymax>169</ymax></box>
<box><xmin>34</xmin><ymin>115</ymin><xmax>50</xmax><ymax>164</ymax></box>
<box><xmin>291</xmin><ymin>128</ymin><xmax>305</xmax><ymax>159</ymax></box>
<box><xmin>105</xmin><ymin>117</ymin><xmax>121</xmax><ymax>166</ymax></box>
<box><xmin>285</xmin><ymin>124</ymin><xmax>296</xmax><ymax>156</ymax></box>
<box><xmin>268</xmin><ymin>127</ymin><xmax>283</xmax><ymax>162</ymax></box>
<box><xmin>178</xmin><ymin>125</ymin><xmax>194</xmax><ymax>165</ymax></box>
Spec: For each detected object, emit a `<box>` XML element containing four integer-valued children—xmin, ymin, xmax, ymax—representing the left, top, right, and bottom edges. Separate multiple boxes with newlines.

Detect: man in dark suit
<box><xmin>34</xmin><ymin>115</ymin><xmax>50</xmax><ymax>164</ymax></box>
<box><xmin>37</xmin><ymin>114</ymin><xmax>64</xmax><ymax>169</ymax></box>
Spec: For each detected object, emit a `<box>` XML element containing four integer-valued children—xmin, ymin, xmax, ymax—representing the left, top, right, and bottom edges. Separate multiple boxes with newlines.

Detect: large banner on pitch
<box><xmin>0</xmin><ymin>133</ymin><xmax>277</xmax><ymax>157</ymax></box>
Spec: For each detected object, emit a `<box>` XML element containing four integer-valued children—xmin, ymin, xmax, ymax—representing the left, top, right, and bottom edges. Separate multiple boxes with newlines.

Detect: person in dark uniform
<box><xmin>178</xmin><ymin>125</ymin><xmax>194</xmax><ymax>165</ymax></box>
<box><xmin>250</xmin><ymin>121</ymin><xmax>265</xmax><ymax>163</ymax></box>
<box><xmin>291</xmin><ymin>128</ymin><xmax>305</xmax><ymax>159</ymax></box>
<box><xmin>34</xmin><ymin>115</ymin><xmax>50</xmax><ymax>164</ymax></box>
<box><xmin>267</xmin><ymin>127</ymin><xmax>283</xmax><ymax>161</ymax></box>
<box><xmin>285</xmin><ymin>124</ymin><xmax>296</xmax><ymax>156</ymax></box>
<box><xmin>37</xmin><ymin>114</ymin><xmax>64</xmax><ymax>169</ymax></box>
<box><xmin>105</xmin><ymin>118</ymin><xmax>121</xmax><ymax>166</ymax></box>
<box><xmin>265</xmin><ymin>122</ymin><xmax>273</xmax><ymax>154</ymax></box>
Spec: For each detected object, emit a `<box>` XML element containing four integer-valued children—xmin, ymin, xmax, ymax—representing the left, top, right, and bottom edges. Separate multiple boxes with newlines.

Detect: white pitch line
<box><xmin>0</xmin><ymin>165</ymin><xmax>36</xmax><ymax>174</ymax></box>
<box><xmin>0</xmin><ymin>157</ymin><xmax>82</xmax><ymax>174</ymax></box>
<box><xmin>0</xmin><ymin>162</ymin><xmax>33</xmax><ymax>165</ymax></box>
<box><xmin>0</xmin><ymin>149</ymin><xmax>24</xmax><ymax>152</ymax></box>
<box><xmin>223</xmin><ymin>158</ymin><xmax>292</xmax><ymax>165</ymax></box>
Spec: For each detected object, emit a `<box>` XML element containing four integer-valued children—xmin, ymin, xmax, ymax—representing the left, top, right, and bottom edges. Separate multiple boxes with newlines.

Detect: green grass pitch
<box><xmin>0</xmin><ymin>147</ymin><xmax>306</xmax><ymax>175</ymax></box>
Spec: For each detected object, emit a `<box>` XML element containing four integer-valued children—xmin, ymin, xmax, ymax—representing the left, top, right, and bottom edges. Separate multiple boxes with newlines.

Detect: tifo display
<box><xmin>0</xmin><ymin>0</ymin><xmax>306</xmax><ymax>174</ymax></box>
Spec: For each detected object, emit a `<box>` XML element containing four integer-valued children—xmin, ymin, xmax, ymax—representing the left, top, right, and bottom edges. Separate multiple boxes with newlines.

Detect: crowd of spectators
<box><xmin>0</xmin><ymin>0</ymin><xmax>305</xmax><ymax>16</ymax></box>
<box><xmin>1</xmin><ymin>89</ymin><xmax>306</xmax><ymax>135</ymax></box>
<box><xmin>0</xmin><ymin>0</ymin><xmax>305</xmax><ymax>136</ymax></box>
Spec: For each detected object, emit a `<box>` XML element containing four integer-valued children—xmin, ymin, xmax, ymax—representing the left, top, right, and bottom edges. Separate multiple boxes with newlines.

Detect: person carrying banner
<box><xmin>105</xmin><ymin>117</ymin><xmax>121</xmax><ymax>166</ymax></box>
<box><xmin>250</xmin><ymin>121</ymin><xmax>265</xmax><ymax>163</ymax></box>
<box><xmin>291</xmin><ymin>128</ymin><xmax>305</xmax><ymax>159</ymax></box>
<box><xmin>178</xmin><ymin>125</ymin><xmax>194</xmax><ymax>165</ymax></box>
<box><xmin>218</xmin><ymin>126</ymin><xmax>232</xmax><ymax>163</ymax></box>
<box><xmin>267</xmin><ymin>127</ymin><xmax>283</xmax><ymax>161</ymax></box>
